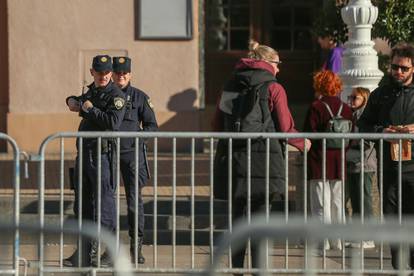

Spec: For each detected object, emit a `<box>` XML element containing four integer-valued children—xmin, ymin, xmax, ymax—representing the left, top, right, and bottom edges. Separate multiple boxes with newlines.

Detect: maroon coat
<box><xmin>304</xmin><ymin>96</ymin><xmax>353</xmax><ymax>180</ymax></box>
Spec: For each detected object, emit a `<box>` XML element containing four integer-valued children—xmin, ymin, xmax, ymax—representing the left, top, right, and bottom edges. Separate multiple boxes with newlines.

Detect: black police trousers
<box><xmin>120</xmin><ymin>150</ymin><xmax>149</xmax><ymax>240</ymax></box>
<box><xmin>73</xmin><ymin>150</ymin><xmax>117</xmax><ymax>232</ymax></box>
<box><xmin>383</xmin><ymin>169</ymin><xmax>414</xmax><ymax>269</ymax></box>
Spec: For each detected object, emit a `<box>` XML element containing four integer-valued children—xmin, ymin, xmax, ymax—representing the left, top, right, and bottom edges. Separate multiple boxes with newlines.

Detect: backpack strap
<box><xmin>336</xmin><ymin>103</ymin><xmax>344</xmax><ymax>117</ymax></box>
<box><xmin>320</xmin><ymin>101</ymin><xmax>335</xmax><ymax>118</ymax></box>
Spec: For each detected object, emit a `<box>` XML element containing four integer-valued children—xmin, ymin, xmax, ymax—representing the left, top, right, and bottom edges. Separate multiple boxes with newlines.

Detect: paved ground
<box><xmin>0</xmin><ymin>239</ymin><xmax>395</xmax><ymax>275</ymax></box>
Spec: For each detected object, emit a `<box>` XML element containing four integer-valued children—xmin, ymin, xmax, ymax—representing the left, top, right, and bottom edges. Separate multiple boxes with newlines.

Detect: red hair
<box><xmin>313</xmin><ymin>70</ymin><xmax>343</xmax><ymax>96</ymax></box>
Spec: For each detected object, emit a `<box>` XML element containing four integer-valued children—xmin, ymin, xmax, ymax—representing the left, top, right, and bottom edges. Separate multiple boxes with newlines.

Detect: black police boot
<box><xmin>99</xmin><ymin>250</ymin><xmax>113</xmax><ymax>268</ymax></box>
<box><xmin>130</xmin><ymin>238</ymin><xmax>145</xmax><ymax>264</ymax></box>
<box><xmin>63</xmin><ymin>249</ymin><xmax>79</xmax><ymax>267</ymax></box>
<box><xmin>89</xmin><ymin>241</ymin><xmax>99</xmax><ymax>267</ymax></box>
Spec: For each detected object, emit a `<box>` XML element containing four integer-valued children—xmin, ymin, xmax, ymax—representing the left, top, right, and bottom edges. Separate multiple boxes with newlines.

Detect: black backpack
<box><xmin>321</xmin><ymin>101</ymin><xmax>352</xmax><ymax>149</ymax></box>
<box><xmin>213</xmin><ymin>80</ymin><xmax>275</xmax><ymax>200</ymax></box>
<box><xmin>219</xmin><ymin>80</ymin><xmax>275</xmax><ymax>133</ymax></box>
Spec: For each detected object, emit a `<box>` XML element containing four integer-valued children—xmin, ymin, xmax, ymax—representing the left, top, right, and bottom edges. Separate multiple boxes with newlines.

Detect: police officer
<box><xmin>112</xmin><ymin>56</ymin><xmax>158</xmax><ymax>264</ymax></box>
<box><xmin>64</xmin><ymin>55</ymin><xmax>126</xmax><ymax>267</ymax></box>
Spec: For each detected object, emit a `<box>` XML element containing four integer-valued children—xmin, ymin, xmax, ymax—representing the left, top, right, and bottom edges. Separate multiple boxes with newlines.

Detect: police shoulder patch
<box><xmin>147</xmin><ymin>98</ymin><xmax>155</xmax><ymax>109</ymax></box>
<box><xmin>114</xmin><ymin>97</ymin><xmax>125</xmax><ymax>110</ymax></box>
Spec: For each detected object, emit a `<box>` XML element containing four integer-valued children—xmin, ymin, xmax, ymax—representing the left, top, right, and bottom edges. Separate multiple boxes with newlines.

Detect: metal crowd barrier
<box><xmin>205</xmin><ymin>215</ymin><xmax>414</xmax><ymax>276</ymax></box>
<box><xmin>0</xmin><ymin>133</ymin><xmax>20</xmax><ymax>276</ymax></box>
<box><xmin>0</xmin><ymin>220</ymin><xmax>133</xmax><ymax>276</ymax></box>
<box><xmin>34</xmin><ymin>131</ymin><xmax>414</xmax><ymax>275</ymax></box>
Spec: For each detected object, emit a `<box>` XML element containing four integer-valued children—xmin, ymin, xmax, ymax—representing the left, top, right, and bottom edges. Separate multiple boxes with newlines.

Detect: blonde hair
<box><xmin>352</xmin><ymin>87</ymin><xmax>370</xmax><ymax>107</ymax></box>
<box><xmin>247</xmin><ymin>39</ymin><xmax>278</xmax><ymax>62</ymax></box>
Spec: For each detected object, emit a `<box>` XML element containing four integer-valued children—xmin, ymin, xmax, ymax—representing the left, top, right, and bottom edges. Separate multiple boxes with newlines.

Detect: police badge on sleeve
<box><xmin>114</xmin><ymin>97</ymin><xmax>125</xmax><ymax>110</ymax></box>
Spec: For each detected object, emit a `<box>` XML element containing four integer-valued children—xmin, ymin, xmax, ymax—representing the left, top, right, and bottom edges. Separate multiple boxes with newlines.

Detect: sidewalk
<box><xmin>0</xmin><ymin>243</ymin><xmax>394</xmax><ymax>275</ymax></box>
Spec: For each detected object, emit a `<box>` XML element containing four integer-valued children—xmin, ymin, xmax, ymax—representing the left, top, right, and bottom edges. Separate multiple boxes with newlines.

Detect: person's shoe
<box><xmin>99</xmin><ymin>251</ymin><xmax>113</xmax><ymax>268</ymax></box>
<box><xmin>89</xmin><ymin>241</ymin><xmax>99</xmax><ymax>267</ymax></box>
<box><xmin>63</xmin><ymin>250</ymin><xmax>79</xmax><ymax>267</ymax></box>
<box><xmin>349</xmin><ymin>240</ymin><xmax>375</xmax><ymax>249</ymax></box>
<box><xmin>363</xmin><ymin>240</ymin><xmax>375</xmax><ymax>249</ymax></box>
<box><xmin>130</xmin><ymin>238</ymin><xmax>145</xmax><ymax>264</ymax></box>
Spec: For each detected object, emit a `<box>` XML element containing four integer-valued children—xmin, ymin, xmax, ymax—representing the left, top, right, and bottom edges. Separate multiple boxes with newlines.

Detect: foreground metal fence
<box><xmin>0</xmin><ymin>133</ymin><xmax>20</xmax><ymax>276</ymax></box>
<box><xmin>206</xmin><ymin>216</ymin><xmax>414</xmax><ymax>276</ymax></box>
<box><xmin>2</xmin><ymin>131</ymin><xmax>414</xmax><ymax>274</ymax></box>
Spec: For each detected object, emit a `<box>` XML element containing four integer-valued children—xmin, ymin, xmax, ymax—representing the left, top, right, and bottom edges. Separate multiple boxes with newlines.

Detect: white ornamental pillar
<box><xmin>339</xmin><ymin>0</ymin><xmax>384</xmax><ymax>101</ymax></box>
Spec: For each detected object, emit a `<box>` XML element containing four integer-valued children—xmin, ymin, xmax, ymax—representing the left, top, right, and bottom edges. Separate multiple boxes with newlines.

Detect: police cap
<box><xmin>113</xmin><ymin>56</ymin><xmax>131</xmax><ymax>73</ymax></box>
<box><xmin>92</xmin><ymin>55</ymin><xmax>112</xmax><ymax>72</ymax></box>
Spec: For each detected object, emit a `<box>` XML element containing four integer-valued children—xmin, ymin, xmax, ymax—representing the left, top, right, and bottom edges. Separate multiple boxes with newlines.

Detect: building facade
<box><xmin>0</xmin><ymin>0</ymin><xmax>388</xmax><ymax>153</ymax></box>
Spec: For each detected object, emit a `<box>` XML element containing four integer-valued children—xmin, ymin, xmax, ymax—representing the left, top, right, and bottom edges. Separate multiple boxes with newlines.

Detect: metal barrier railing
<box><xmin>0</xmin><ymin>220</ymin><xmax>133</xmax><ymax>276</ymax></box>
<box><xmin>34</xmin><ymin>131</ymin><xmax>414</xmax><ymax>274</ymax></box>
<box><xmin>205</xmin><ymin>215</ymin><xmax>414</xmax><ymax>276</ymax></box>
<box><xmin>0</xmin><ymin>133</ymin><xmax>20</xmax><ymax>276</ymax></box>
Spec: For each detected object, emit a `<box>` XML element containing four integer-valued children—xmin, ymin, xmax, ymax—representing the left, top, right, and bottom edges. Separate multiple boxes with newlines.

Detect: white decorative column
<box><xmin>339</xmin><ymin>0</ymin><xmax>384</xmax><ymax>101</ymax></box>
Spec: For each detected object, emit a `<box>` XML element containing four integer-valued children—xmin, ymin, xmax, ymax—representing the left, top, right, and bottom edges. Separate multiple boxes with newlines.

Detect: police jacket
<box><xmin>66</xmin><ymin>81</ymin><xmax>126</xmax><ymax>149</ymax></box>
<box><xmin>119</xmin><ymin>83</ymin><xmax>158</xmax><ymax>153</ymax></box>
<box><xmin>213</xmin><ymin>59</ymin><xmax>286</xmax><ymax>202</ymax></box>
<box><xmin>358</xmin><ymin>78</ymin><xmax>414</xmax><ymax>170</ymax></box>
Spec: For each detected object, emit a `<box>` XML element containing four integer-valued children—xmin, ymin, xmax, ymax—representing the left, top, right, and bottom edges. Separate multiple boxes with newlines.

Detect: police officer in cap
<box><xmin>64</xmin><ymin>55</ymin><xmax>126</xmax><ymax>267</ymax></box>
<box><xmin>112</xmin><ymin>56</ymin><xmax>158</xmax><ymax>264</ymax></box>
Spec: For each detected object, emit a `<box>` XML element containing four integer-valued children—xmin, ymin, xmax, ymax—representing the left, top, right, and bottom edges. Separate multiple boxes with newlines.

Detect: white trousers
<box><xmin>309</xmin><ymin>179</ymin><xmax>344</xmax><ymax>249</ymax></box>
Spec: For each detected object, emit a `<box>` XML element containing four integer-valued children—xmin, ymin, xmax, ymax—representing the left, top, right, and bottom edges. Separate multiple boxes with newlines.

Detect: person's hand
<box><xmin>67</xmin><ymin>98</ymin><xmax>80</xmax><ymax>112</ymax></box>
<box><xmin>384</xmin><ymin>125</ymin><xmax>399</xmax><ymax>143</ymax></box>
<box><xmin>400</xmin><ymin>124</ymin><xmax>414</xmax><ymax>134</ymax></box>
<box><xmin>82</xmin><ymin>100</ymin><xmax>93</xmax><ymax>113</ymax></box>
<box><xmin>304</xmin><ymin>138</ymin><xmax>312</xmax><ymax>152</ymax></box>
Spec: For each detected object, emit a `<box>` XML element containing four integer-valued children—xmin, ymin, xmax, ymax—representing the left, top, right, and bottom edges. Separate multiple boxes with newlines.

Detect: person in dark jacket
<box><xmin>112</xmin><ymin>56</ymin><xmax>158</xmax><ymax>265</ymax></box>
<box><xmin>64</xmin><ymin>55</ymin><xmax>126</xmax><ymax>267</ymax></box>
<box><xmin>304</xmin><ymin>70</ymin><xmax>353</xmax><ymax>251</ymax></box>
<box><xmin>357</xmin><ymin>43</ymin><xmax>414</xmax><ymax>269</ymax></box>
<box><xmin>213</xmin><ymin>39</ymin><xmax>311</xmax><ymax>274</ymax></box>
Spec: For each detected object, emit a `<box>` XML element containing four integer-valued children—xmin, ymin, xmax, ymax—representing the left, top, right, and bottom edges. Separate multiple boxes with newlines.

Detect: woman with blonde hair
<box><xmin>304</xmin><ymin>70</ymin><xmax>353</xmax><ymax>251</ymax></box>
<box><xmin>213</xmin><ymin>39</ymin><xmax>310</xmax><ymax>273</ymax></box>
<box><xmin>346</xmin><ymin>87</ymin><xmax>376</xmax><ymax>249</ymax></box>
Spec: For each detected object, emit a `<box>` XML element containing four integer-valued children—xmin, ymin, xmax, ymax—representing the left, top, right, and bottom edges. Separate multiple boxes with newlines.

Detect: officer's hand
<box><xmin>304</xmin><ymin>138</ymin><xmax>312</xmax><ymax>152</ymax></box>
<box><xmin>82</xmin><ymin>100</ymin><xmax>93</xmax><ymax>113</ymax></box>
<box><xmin>67</xmin><ymin>98</ymin><xmax>80</xmax><ymax>112</ymax></box>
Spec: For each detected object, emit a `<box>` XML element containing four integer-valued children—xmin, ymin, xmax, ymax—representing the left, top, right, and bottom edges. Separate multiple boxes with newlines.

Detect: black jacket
<box><xmin>119</xmin><ymin>83</ymin><xmax>158</xmax><ymax>153</ymax></box>
<box><xmin>66</xmin><ymin>81</ymin><xmax>126</xmax><ymax>150</ymax></box>
<box><xmin>214</xmin><ymin>67</ymin><xmax>285</xmax><ymax>202</ymax></box>
<box><xmin>358</xmin><ymin>79</ymin><xmax>414</xmax><ymax>170</ymax></box>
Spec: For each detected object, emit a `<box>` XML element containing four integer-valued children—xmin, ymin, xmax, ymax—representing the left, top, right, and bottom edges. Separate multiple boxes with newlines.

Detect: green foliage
<box><xmin>372</xmin><ymin>0</ymin><xmax>414</xmax><ymax>47</ymax></box>
<box><xmin>312</xmin><ymin>1</ymin><xmax>348</xmax><ymax>43</ymax></box>
<box><xmin>312</xmin><ymin>0</ymin><xmax>414</xmax><ymax>47</ymax></box>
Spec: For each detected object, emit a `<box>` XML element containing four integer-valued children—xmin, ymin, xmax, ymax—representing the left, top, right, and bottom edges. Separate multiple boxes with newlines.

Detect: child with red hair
<box><xmin>304</xmin><ymin>70</ymin><xmax>353</xmax><ymax>250</ymax></box>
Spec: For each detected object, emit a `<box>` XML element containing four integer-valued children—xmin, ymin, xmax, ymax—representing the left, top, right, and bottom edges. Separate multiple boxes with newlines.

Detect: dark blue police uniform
<box><xmin>113</xmin><ymin>56</ymin><xmax>158</xmax><ymax>264</ymax></box>
<box><xmin>65</xmin><ymin>55</ymin><xmax>126</xmax><ymax>267</ymax></box>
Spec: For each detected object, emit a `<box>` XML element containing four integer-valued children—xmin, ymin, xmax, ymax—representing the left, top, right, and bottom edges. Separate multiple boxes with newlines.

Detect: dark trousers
<box><xmin>73</xmin><ymin>150</ymin><xmax>116</xmax><ymax>264</ymax></box>
<box><xmin>383</xmin><ymin>169</ymin><xmax>414</xmax><ymax>269</ymax></box>
<box><xmin>346</xmin><ymin>172</ymin><xmax>374</xmax><ymax>219</ymax></box>
<box><xmin>231</xmin><ymin>198</ymin><xmax>269</xmax><ymax>275</ymax></box>
<box><xmin>74</xmin><ymin>150</ymin><xmax>116</xmax><ymax>230</ymax></box>
<box><xmin>120</xmin><ymin>151</ymin><xmax>148</xmax><ymax>240</ymax></box>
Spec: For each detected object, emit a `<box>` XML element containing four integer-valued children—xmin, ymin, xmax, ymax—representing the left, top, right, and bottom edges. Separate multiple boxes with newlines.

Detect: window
<box><xmin>266</xmin><ymin>1</ymin><xmax>314</xmax><ymax>51</ymax></box>
<box><xmin>206</xmin><ymin>0</ymin><xmax>250</xmax><ymax>51</ymax></box>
